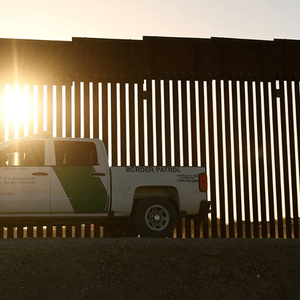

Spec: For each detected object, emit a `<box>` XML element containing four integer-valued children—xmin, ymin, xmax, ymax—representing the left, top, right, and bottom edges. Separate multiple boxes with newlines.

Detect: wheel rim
<box><xmin>145</xmin><ymin>204</ymin><xmax>170</xmax><ymax>231</ymax></box>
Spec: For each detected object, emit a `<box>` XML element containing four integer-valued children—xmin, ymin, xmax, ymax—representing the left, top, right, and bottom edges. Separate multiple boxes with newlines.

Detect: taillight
<box><xmin>199</xmin><ymin>173</ymin><xmax>207</xmax><ymax>192</ymax></box>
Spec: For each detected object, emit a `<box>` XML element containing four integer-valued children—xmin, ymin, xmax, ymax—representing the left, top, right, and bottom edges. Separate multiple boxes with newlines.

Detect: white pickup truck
<box><xmin>0</xmin><ymin>133</ymin><xmax>210</xmax><ymax>237</ymax></box>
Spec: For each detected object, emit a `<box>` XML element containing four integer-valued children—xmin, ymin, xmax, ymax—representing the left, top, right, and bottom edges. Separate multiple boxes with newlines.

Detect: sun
<box><xmin>4</xmin><ymin>84</ymin><xmax>30</xmax><ymax>123</ymax></box>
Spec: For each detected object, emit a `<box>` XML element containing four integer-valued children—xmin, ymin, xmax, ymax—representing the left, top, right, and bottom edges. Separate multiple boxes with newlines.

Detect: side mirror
<box><xmin>0</xmin><ymin>151</ymin><xmax>7</xmax><ymax>166</ymax></box>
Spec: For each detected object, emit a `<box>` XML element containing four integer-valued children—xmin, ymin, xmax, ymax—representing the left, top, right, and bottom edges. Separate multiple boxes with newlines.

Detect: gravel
<box><xmin>0</xmin><ymin>238</ymin><xmax>299</xmax><ymax>299</ymax></box>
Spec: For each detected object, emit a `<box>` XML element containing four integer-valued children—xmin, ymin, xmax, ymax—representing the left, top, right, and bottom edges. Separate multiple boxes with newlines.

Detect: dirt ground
<box><xmin>0</xmin><ymin>238</ymin><xmax>299</xmax><ymax>300</ymax></box>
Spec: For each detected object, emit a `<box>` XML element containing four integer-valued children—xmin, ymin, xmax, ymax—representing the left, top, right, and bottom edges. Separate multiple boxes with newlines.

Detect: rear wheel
<box><xmin>133</xmin><ymin>197</ymin><xmax>177</xmax><ymax>237</ymax></box>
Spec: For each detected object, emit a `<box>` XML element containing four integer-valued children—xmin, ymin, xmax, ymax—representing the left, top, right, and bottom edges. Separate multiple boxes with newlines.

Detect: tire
<box><xmin>133</xmin><ymin>197</ymin><xmax>177</xmax><ymax>238</ymax></box>
<box><xmin>104</xmin><ymin>221</ymin><xmax>137</xmax><ymax>238</ymax></box>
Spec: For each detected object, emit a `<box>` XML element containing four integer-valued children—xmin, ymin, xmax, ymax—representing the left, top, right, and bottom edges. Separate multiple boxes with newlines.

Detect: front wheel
<box><xmin>133</xmin><ymin>197</ymin><xmax>177</xmax><ymax>237</ymax></box>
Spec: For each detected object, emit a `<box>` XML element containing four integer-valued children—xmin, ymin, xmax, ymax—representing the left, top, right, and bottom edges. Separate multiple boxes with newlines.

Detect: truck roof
<box><xmin>0</xmin><ymin>133</ymin><xmax>105</xmax><ymax>147</ymax></box>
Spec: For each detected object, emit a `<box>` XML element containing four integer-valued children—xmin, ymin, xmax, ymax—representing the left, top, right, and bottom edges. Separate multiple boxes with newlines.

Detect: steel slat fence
<box><xmin>0</xmin><ymin>78</ymin><xmax>299</xmax><ymax>238</ymax></box>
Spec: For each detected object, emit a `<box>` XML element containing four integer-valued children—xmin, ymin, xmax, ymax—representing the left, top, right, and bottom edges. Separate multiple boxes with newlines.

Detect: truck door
<box><xmin>51</xmin><ymin>140</ymin><xmax>109</xmax><ymax>213</ymax></box>
<box><xmin>0</xmin><ymin>140</ymin><xmax>51</xmax><ymax>213</ymax></box>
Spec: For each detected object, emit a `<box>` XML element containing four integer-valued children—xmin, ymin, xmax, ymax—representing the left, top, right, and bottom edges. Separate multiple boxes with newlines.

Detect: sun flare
<box><xmin>4</xmin><ymin>84</ymin><xmax>30</xmax><ymax>123</ymax></box>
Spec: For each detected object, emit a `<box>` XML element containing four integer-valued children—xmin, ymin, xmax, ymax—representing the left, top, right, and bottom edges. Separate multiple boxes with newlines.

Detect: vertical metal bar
<box><xmin>7</xmin><ymin>226</ymin><xmax>13</xmax><ymax>238</ymax></box>
<box><xmin>279</xmin><ymin>80</ymin><xmax>292</xmax><ymax>238</ymax></box>
<box><xmin>111</xmin><ymin>82</ymin><xmax>118</xmax><ymax>166</ymax></box>
<box><xmin>207</xmin><ymin>80</ymin><xmax>218</xmax><ymax>238</ymax></box>
<box><xmin>94</xmin><ymin>223</ymin><xmax>100</xmax><ymax>238</ymax></box>
<box><xmin>75</xmin><ymin>224</ymin><xmax>82</xmax><ymax>238</ymax></box>
<box><xmin>85</xmin><ymin>224</ymin><xmax>91</xmax><ymax>238</ymax></box>
<box><xmin>255</xmin><ymin>81</ymin><xmax>267</xmax><ymax>238</ymax></box>
<box><xmin>163</xmin><ymin>80</ymin><xmax>171</xmax><ymax>166</ymax></box>
<box><xmin>56</xmin><ymin>85</ymin><xmax>63</xmax><ymax>137</ymax></box>
<box><xmin>84</xmin><ymin>81</ymin><xmax>90</xmax><ymax>138</ymax></box>
<box><xmin>18</xmin><ymin>84</ymin><xmax>25</xmax><ymax>138</ymax></box>
<box><xmin>291</xmin><ymin>79</ymin><xmax>300</xmax><ymax>238</ymax></box>
<box><xmin>240</xmin><ymin>80</ymin><xmax>251</xmax><ymax>238</ymax></box>
<box><xmin>181</xmin><ymin>80</ymin><xmax>189</xmax><ymax>166</ymax></box>
<box><xmin>38</xmin><ymin>85</ymin><xmax>44</xmax><ymax>133</ymax></box>
<box><xmin>75</xmin><ymin>82</ymin><xmax>81</xmax><ymax>138</ymax></box>
<box><xmin>93</xmin><ymin>82</ymin><xmax>99</xmax><ymax>139</ymax></box>
<box><xmin>26</xmin><ymin>84</ymin><xmax>33</xmax><ymax>136</ymax></box>
<box><xmin>0</xmin><ymin>226</ymin><xmax>3</xmax><ymax>239</ymax></box>
<box><xmin>65</xmin><ymin>84</ymin><xmax>72</xmax><ymax>138</ymax></box>
<box><xmin>223</xmin><ymin>80</ymin><xmax>235</xmax><ymax>238</ymax></box>
<box><xmin>176</xmin><ymin>218</ymin><xmax>183</xmax><ymax>238</ymax></box>
<box><xmin>287</xmin><ymin>79</ymin><xmax>299</xmax><ymax>238</ymax></box>
<box><xmin>146</xmin><ymin>79</ymin><xmax>154</xmax><ymax>166</ymax></box>
<box><xmin>120</xmin><ymin>82</ymin><xmax>127</xmax><ymax>166</ymax></box>
<box><xmin>231</xmin><ymin>80</ymin><xmax>243</xmax><ymax>238</ymax></box>
<box><xmin>198</xmin><ymin>80</ymin><xmax>209</xmax><ymax>238</ymax></box>
<box><xmin>0</xmin><ymin>84</ymin><xmax>5</xmax><ymax>142</ymax></box>
<box><xmin>247</xmin><ymin>80</ymin><xmax>259</xmax><ymax>238</ymax></box>
<box><xmin>296</xmin><ymin>80</ymin><xmax>300</xmax><ymax>186</ymax></box>
<box><xmin>215</xmin><ymin>80</ymin><xmax>226</xmax><ymax>238</ymax></box>
<box><xmin>8</xmin><ymin>85</ymin><xmax>15</xmax><ymax>140</ymax></box>
<box><xmin>47</xmin><ymin>85</ymin><xmax>53</xmax><ymax>134</ymax></box>
<box><xmin>185</xmin><ymin>217</ymin><xmax>192</xmax><ymax>238</ymax></box>
<box><xmin>138</xmin><ymin>81</ymin><xmax>145</xmax><ymax>166</ymax></box>
<box><xmin>27</xmin><ymin>226</ymin><xmax>34</xmax><ymax>238</ymax></box>
<box><xmin>66</xmin><ymin>225</ymin><xmax>72</xmax><ymax>238</ymax></box>
<box><xmin>263</xmin><ymin>82</ymin><xmax>276</xmax><ymax>238</ymax></box>
<box><xmin>172</xmin><ymin>80</ymin><xmax>181</xmax><ymax>166</ymax></box>
<box><xmin>8</xmin><ymin>120</ymin><xmax>14</xmax><ymax>140</ymax></box>
<box><xmin>37</xmin><ymin>226</ymin><xmax>43</xmax><ymax>238</ymax></box>
<box><xmin>46</xmin><ymin>225</ymin><xmax>52</xmax><ymax>238</ymax></box>
<box><xmin>194</xmin><ymin>219</ymin><xmax>200</xmax><ymax>238</ymax></box>
<box><xmin>270</xmin><ymin>80</ymin><xmax>284</xmax><ymax>238</ymax></box>
<box><xmin>56</xmin><ymin>225</ymin><xmax>63</xmax><ymax>238</ymax></box>
<box><xmin>27</xmin><ymin>85</ymin><xmax>35</xmax><ymax>137</ymax></box>
<box><xmin>155</xmin><ymin>80</ymin><xmax>163</xmax><ymax>166</ymax></box>
<box><xmin>17</xmin><ymin>226</ymin><xmax>23</xmax><ymax>239</ymax></box>
<box><xmin>102</xmin><ymin>82</ymin><xmax>108</xmax><ymax>151</ymax></box>
<box><xmin>189</xmin><ymin>80</ymin><xmax>197</xmax><ymax>167</ymax></box>
<box><xmin>128</xmin><ymin>83</ymin><xmax>136</xmax><ymax>166</ymax></box>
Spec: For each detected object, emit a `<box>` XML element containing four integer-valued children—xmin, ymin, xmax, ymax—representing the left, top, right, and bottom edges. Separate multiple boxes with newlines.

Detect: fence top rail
<box><xmin>0</xmin><ymin>36</ymin><xmax>300</xmax><ymax>84</ymax></box>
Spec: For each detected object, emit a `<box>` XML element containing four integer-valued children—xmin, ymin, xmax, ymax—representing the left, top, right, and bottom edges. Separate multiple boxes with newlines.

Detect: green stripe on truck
<box><xmin>52</xmin><ymin>166</ymin><xmax>108</xmax><ymax>213</ymax></box>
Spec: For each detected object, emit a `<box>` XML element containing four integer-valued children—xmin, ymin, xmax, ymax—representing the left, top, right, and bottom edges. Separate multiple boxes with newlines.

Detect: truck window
<box><xmin>54</xmin><ymin>141</ymin><xmax>98</xmax><ymax>166</ymax></box>
<box><xmin>0</xmin><ymin>141</ymin><xmax>45</xmax><ymax>166</ymax></box>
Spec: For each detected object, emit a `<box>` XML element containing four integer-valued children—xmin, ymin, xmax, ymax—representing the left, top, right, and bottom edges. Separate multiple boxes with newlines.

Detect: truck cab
<box><xmin>0</xmin><ymin>133</ymin><xmax>110</xmax><ymax>215</ymax></box>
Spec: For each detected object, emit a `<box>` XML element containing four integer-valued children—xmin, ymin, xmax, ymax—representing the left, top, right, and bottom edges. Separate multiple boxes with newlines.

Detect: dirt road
<box><xmin>0</xmin><ymin>238</ymin><xmax>299</xmax><ymax>299</ymax></box>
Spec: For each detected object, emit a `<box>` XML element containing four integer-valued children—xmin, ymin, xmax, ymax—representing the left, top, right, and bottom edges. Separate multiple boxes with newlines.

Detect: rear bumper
<box><xmin>179</xmin><ymin>200</ymin><xmax>211</xmax><ymax>221</ymax></box>
<box><xmin>197</xmin><ymin>200</ymin><xmax>211</xmax><ymax>222</ymax></box>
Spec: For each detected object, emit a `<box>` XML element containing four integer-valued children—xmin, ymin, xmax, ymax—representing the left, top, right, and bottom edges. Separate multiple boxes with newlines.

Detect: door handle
<box><xmin>32</xmin><ymin>172</ymin><xmax>48</xmax><ymax>176</ymax></box>
<box><xmin>90</xmin><ymin>172</ymin><xmax>106</xmax><ymax>177</ymax></box>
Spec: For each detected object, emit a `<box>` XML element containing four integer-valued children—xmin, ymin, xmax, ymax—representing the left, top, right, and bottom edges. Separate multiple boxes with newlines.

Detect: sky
<box><xmin>0</xmin><ymin>0</ymin><xmax>300</xmax><ymax>42</ymax></box>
